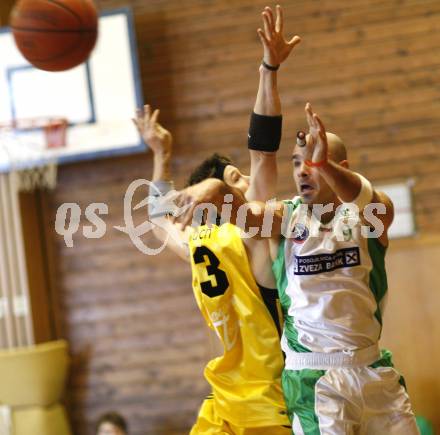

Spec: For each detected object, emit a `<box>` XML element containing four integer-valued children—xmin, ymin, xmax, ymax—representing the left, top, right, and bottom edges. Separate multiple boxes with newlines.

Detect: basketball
<box><xmin>9</xmin><ymin>0</ymin><xmax>98</xmax><ymax>72</ymax></box>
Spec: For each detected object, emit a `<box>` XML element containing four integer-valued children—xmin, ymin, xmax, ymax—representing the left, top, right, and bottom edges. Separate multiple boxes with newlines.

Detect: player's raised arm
<box><xmin>303</xmin><ymin>102</ymin><xmax>394</xmax><ymax>245</ymax></box>
<box><xmin>133</xmin><ymin>105</ymin><xmax>191</xmax><ymax>261</ymax></box>
<box><xmin>247</xmin><ymin>5</ymin><xmax>301</xmax><ymax>202</ymax></box>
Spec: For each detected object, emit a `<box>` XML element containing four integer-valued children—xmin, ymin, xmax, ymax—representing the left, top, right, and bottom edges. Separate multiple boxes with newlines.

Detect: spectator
<box><xmin>96</xmin><ymin>412</ymin><xmax>128</xmax><ymax>435</ymax></box>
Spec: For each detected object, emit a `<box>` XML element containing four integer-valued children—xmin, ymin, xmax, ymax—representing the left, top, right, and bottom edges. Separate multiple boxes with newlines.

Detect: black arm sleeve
<box><xmin>248</xmin><ymin>112</ymin><xmax>282</xmax><ymax>152</ymax></box>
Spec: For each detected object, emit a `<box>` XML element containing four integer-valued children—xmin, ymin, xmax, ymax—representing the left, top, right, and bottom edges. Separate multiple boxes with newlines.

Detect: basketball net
<box><xmin>0</xmin><ymin>118</ymin><xmax>66</xmax><ymax>192</ymax></box>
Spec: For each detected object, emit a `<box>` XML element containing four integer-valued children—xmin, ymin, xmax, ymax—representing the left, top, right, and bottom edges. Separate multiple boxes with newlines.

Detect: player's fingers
<box><xmin>276</xmin><ymin>4</ymin><xmax>283</xmax><ymax>33</ymax></box>
<box><xmin>306</xmin><ymin>104</ymin><xmax>318</xmax><ymax>129</ymax></box>
<box><xmin>173</xmin><ymin>192</ymin><xmax>185</xmax><ymax>211</ymax></box>
<box><xmin>135</xmin><ymin>108</ymin><xmax>143</xmax><ymax>122</ymax></box>
<box><xmin>175</xmin><ymin>196</ymin><xmax>192</xmax><ymax>226</ymax></box>
<box><xmin>180</xmin><ymin>195</ymin><xmax>195</xmax><ymax>222</ymax></box>
<box><xmin>257</xmin><ymin>28</ymin><xmax>269</xmax><ymax>46</ymax></box>
<box><xmin>262</xmin><ymin>12</ymin><xmax>272</xmax><ymax>40</ymax></box>
<box><xmin>313</xmin><ymin>113</ymin><xmax>326</xmax><ymax>134</ymax></box>
<box><xmin>264</xmin><ymin>6</ymin><xmax>275</xmax><ymax>29</ymax></box>
<box><xmin>131</xmin><ymin>118</ymin><xmax>140</xmax><ymax>131</ymax></box>
<box><xmin>318</xmin><ymin>130</ymin><xmax>327</xmax><ymax>144</ymax></box>
<box><xmin>306</xmin><ymin>131</ymin><xmax>315</xmax><ymax>146</ymax></box>
<box><xmin>143</xmin><ymin>104</ymin><xmax>151</xmax><ymax>123</ymax></box>
<box><xmin>172</xmin><ymin>207</ymin><xmax>182</xmax><ymax>223</ymax></box>
<box><xmin>305</xmin><ymin>102</ymin><xmax>315</xmax><ymax>127</ymax></box>
<box><xmin>288</xmin><ymin>35</ymin><xmax>301</xmax><ymax>48</ymax></box>
<box><xmin>150</xmin><ymin>108</ymin><xmax>160</xmax><ymax>126</ymax></box>
<box><xmin>135</xmin><ymin>109</ymin><xmax>145</xmax><ymax>130</ymax></box>
<box><xmin>181</xmin><ymin>207</ymin><xmax>194</xmax><ymax>229</ymax></box>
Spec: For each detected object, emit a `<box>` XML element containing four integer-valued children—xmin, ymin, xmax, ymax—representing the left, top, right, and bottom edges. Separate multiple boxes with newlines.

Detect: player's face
<box><xmin>223</xmin><ymin>165</ymin><xmax>250</xmax><ymax>194</ymax></box>
<box><xmin>291</xmin><ymin>143</ymin><xmax>334</xmax><ymax>206</ymax></box>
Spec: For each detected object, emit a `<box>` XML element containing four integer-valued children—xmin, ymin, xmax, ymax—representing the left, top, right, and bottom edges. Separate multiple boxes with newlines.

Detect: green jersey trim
<box><xmin>282</xmin><ymin>368</ymin><xmax>324</xmax><ymax>434</ymax></box>
<box><xmin>273</xmin><ymin>199</ymin><xmax>311</xmax><ymax>353</ymax></box>
<box><xmin>367</xmin><ymin>238</ymin><xmax>388</xmax><ymax>328</ymax></box>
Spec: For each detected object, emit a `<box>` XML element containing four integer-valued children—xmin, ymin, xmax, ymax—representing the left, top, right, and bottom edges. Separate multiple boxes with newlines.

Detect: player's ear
<box><xmin>339</xmin><ymin>159</ymin><xmax>349</xmax><ymax>169</ymax></box>
<box><xmin>222</xmin><ymin>165</ymin><xmax>239</xmax><ymax>188</ymax></box>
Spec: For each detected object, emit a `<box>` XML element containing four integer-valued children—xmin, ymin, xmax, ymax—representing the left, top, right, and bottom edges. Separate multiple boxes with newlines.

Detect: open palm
<box><xmin>132</xmin><ymin>104</ymin><xmax>172</xmax><ymax>156</ymax></box>
<box><xmin>305</xmin><ymin>102</ymin><xmax>328</xmax><ymax>165</ymax></box>
<box><xmin>258</xmin><ymin>5</ymin><xmax>301</xmax><ymax>67</ymax></box>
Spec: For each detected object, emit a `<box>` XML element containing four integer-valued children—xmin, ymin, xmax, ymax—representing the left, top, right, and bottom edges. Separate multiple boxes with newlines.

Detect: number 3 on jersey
<box><xmin>193</xmin><ymin>246</ymin><xmax>230</xmax><ymax>297</ymax></box>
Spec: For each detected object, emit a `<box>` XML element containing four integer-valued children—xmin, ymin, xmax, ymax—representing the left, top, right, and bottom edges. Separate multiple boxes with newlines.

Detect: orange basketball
<box><xmin>10</xmin><ymin>0</ymin><xmax>98</xmax><ymax>72</ymax></box>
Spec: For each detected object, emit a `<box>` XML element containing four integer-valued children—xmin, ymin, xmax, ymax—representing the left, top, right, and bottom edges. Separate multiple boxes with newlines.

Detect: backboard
<box><xmin>0</xmin><ymin>7</ymin><xmax>144</xmax><ymax>173</ymax></box>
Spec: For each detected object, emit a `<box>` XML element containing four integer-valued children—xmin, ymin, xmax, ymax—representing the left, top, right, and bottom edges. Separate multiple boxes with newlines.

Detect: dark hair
<box><xmin>186</xmin><ymin>153</ymin><xmax>233</xmax><ymax>187</ymax></box>
<box><xmin>96</xmin><ymin>412</ymin><xmax>128</xmax><ymax>434</ymax></box>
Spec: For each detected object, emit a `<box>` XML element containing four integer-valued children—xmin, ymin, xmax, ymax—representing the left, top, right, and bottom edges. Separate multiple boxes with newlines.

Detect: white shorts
<box><xmin>282</xmin><ymin>349</ymin><xmax>419</xmax><ymax>435</ymax></box>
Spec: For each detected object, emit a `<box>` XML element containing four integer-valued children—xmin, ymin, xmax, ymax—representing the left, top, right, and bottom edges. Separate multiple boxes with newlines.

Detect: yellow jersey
<box><xmin>189</xmin><ymin>223</ymin><xmax>289</xmax><ymax>427</ymax></box>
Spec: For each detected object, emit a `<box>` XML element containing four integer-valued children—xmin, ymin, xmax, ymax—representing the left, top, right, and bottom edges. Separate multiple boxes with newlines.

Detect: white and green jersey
<box><xmin>273</xmin><ymin>197</ymin><xmax>388</xmax><ymax>354</ymax></box>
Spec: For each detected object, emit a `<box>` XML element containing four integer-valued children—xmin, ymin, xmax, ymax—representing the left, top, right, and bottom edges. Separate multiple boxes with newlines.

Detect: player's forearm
<box><xmin>248</xmin><ymin>67</ymin><xmax>281</xmax><ymax>201</ymax></box>
<box><xmin>152</xmin><ymin>151</ymin><xmax>172</xmax><ymax>182</ymax></box>
<box><xmin>204</xmin><ymin>180</ymin><xmax>285</xmax><ymax>238</ymax></box>
<box><xmin>254</xmin><ymin>66</ymin><xmax>281</xmax><ymax>116</ymax></box>
<box><xmin>236</xmin><ymin>200</ymin><xmax>285</xmax><ymax>239</ymax></box>
<box><xmin>247</xmin><ymin>151</ymin><xmax>277</xmax><ymax>201</ymax></box>
<box><xmin>151</xmin><ymin>218</ymin><xmax>190</xmax><ymax>262</ymax></box>
<box><xmin>318</xmin><ymin>161</ymin><xmax>363</xmax><ymax>203</ymax></box>
<box><xmin>149</xmin><ymin>148</ymin><xmax>175</xmax><ymax>222</ymax></box>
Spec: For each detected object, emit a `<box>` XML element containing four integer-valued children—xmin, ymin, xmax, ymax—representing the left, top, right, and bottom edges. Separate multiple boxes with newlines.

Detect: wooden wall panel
<box><xmin>381</xmin><ymin>237</ymin><xmax>440</xmax><ymax>432</ymax></box>
<box><xmin>0</xmin><ymin>0</ymin><xmax>14</xmax><ymax>27</ymax></box>
<box><xmin>19</xmin><ymin>192</ymin><xmax>58</xmax><ymax>344</ymax></box>
<box><xmin>41</xmin><ymin>1</ymin><xmax>440</xmax><ymax>433</ymax></box>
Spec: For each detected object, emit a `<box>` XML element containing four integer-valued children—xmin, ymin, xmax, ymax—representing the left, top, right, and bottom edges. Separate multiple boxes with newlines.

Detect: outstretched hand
<box><xmin>132</xmin><ymin>104</ymin><xmax>172</xmax><ymax>156</ymax></box>
<box><xmin>257</xmin><ymin>5</ymin><xmax>301</xmax><ymax>67</ymax></box>
<box><xmin>169</xmin><ymin>178</ymin><xmax>225</xmax><ymax>229</ymax></box>
<box><xmin>304</xmin><ymin>102</ymin><xmax>328</xmax><ymax>166</ymax></box>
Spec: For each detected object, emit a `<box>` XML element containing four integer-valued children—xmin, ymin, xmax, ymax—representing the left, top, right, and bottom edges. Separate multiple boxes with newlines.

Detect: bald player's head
<box><xmin>304</xmin><ymin>131</ymin><xmax>347</xmax><ymax>163</ymax></box>
<box><xmin>326</xmin><ymin>132</ymin><xmax>347</xmax><ymax>163</ymax></box>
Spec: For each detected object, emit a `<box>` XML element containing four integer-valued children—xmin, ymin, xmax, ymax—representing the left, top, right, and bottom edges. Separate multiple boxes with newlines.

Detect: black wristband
<box><xmin>262</xmin><ymin>60</ymin><xmax>280</xmax><ymax>71</ymax></box>
<box><xmin>248</xmin><ymin>112</ymin><xmax>282</xmax><ymax>152</ymax></box>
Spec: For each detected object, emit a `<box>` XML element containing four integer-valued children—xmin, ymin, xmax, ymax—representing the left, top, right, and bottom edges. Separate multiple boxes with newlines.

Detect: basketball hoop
<box><xmin>43</xmin><ymin>118</ymin><xmax>68</xmax><ymax>149</ymax></box>
<box><xmin>0</xmin><ymin>118</ymin><xmax>67</xmax><ymax>191</ymax></box>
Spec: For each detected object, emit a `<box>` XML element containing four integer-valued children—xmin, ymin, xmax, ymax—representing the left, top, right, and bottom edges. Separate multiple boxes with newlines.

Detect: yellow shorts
<box><xmin>190</xmin><ymin>396</ymin><xmax>292</xmax><ymax>435</ymax></box>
